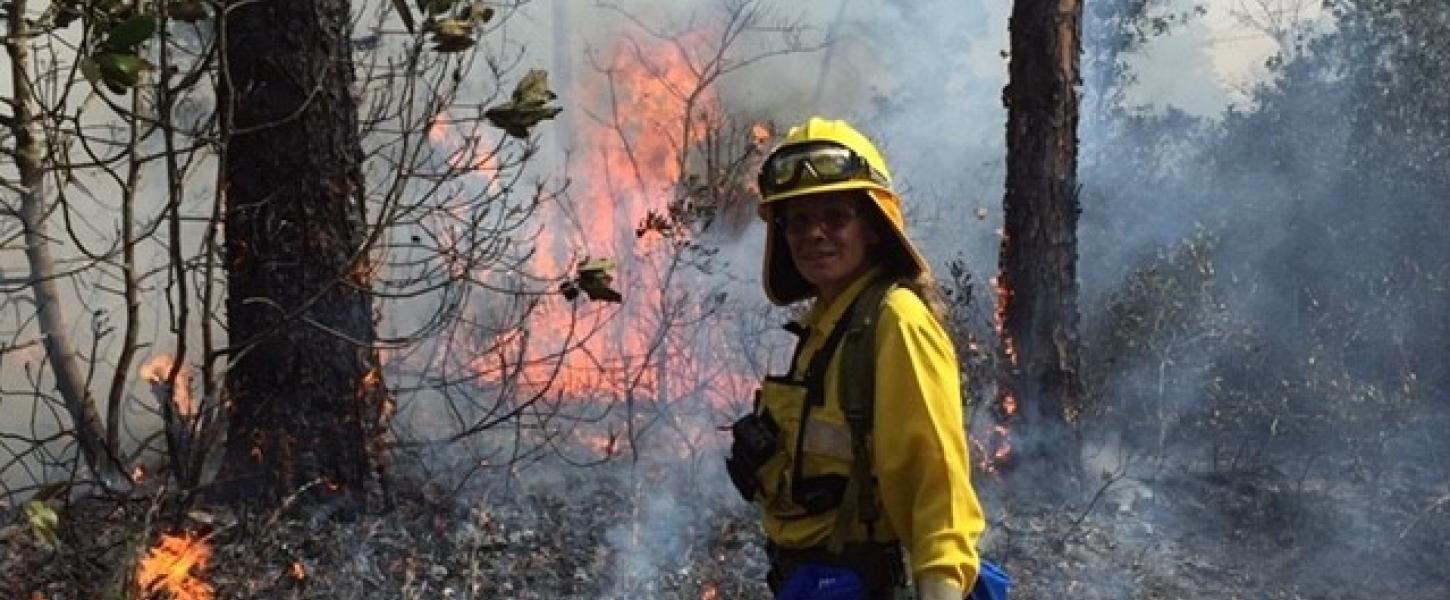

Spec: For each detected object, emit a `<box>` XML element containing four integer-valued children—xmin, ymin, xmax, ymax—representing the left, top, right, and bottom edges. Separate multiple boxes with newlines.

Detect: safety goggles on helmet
<box><xmin>758</xmin><ymin>142</ymin><xmax>890</xmax><ymax>199</ymax></box>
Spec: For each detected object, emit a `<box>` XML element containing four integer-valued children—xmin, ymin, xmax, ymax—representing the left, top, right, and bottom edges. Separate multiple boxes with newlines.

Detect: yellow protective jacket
<box><xmin>755</xmin><ymin>268</ymin><xmax>985</xmax><ymax>592</ymax></box>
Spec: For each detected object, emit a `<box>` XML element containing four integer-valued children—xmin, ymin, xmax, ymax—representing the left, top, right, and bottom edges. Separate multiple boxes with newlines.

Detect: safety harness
<box><xmin>766</xmin><ymin>276</ymin><xmax>905</xmax><ymax>595</ymax></box>
<box><xmin>773</xmin><ymin>276</ymin><xmax>1012</xmax><ymax>599</ymax></box>
<box><xmin>826</xmin><ymin>275</ymin><xmax>896</xmax><ymax>553</ymax></box>
<box><xmin>776</xmin><ymin>276</ymin><xmax>898</xmax><ymax>528</ymax></box>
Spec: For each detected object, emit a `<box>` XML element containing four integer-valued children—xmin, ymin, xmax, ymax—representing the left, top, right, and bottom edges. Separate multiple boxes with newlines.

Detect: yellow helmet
<box><xmin>757</xmin><ymin>117</ymin><xmax>895</xmax><ymax>209</ymax></box>
<box><xmin>757</xmin><ymin>117</ymin><xmax>930</xmax><ymax>305</ymax></box>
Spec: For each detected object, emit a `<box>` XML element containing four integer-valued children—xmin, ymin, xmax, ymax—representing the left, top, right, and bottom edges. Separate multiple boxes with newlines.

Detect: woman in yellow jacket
<box><xmin>726</xmin><ymin>117</ymin><xmax>986</xmax><ymax>599</ymax></box>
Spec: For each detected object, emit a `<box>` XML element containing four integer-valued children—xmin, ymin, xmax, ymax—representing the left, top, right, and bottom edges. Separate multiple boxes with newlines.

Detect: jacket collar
<box><xmin>794</xmin><ymin>266</ymin><xmax>887</xmax><ymax>337</ymax></box>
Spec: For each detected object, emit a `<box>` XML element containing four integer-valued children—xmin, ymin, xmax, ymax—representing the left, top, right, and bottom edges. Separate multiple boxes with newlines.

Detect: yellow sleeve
<box><xmin>872</xmin><ymin>289</ymin><xmax>985</xmax><ymax>591</ymax></box>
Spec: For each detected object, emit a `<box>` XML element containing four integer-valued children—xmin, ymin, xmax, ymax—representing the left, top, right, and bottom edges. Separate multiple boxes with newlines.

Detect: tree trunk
<box><xmin>217</xmin><ymin>0</ymin><xmax>388</xmax><ymax>511</ymax></box>
<box><xmin>6</xmin><ymin>0</ymin><xmax>124</xmax><ymax>486</ymax></box>
<box><xmin>997</xmin><ymin>0</ymin><xmax>1085</xmax><ymax>485</ymax></box>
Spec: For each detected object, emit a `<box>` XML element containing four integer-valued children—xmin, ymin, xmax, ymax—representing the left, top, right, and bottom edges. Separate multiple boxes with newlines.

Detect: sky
<box><xmin>1125</xmin><ymin>0</ymin><xmax>1328</xmax><ymax>115</ymax></box>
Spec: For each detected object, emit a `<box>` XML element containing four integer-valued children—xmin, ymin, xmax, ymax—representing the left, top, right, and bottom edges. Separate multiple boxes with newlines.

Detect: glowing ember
<box><xmin>134</xmin><ymin>531</ymin><xmax>214</xmax><ymax>600</ymax></box>
<box><xmin>139</xmin><ymin>354</ymin><xmax>195</xmax><ymax>418</ymax></box>
<box><xmin>701</xmin><ymin>583</ymin><xmax>719</xmax><ymax>600</ymax></box>
<box><xmin>362</xmin><ymin>367</ymin><xmax>381</xmax><ymax>388</ymax></box>
<box><xmin>988</xmin><ymin>275</ymin><xmax>1018</xmax><ymax>368</ymax></box>
<box><xmin>132</xmin><ymin>464</ymin><xmax>147</xmax><ymax>484</ymax></box>
<box><xmin>991</xmin><ymin>425</ymin><xmax>1012</xmax><ymax>461</ymax></box>
<box><xmin>750</xmin><ymin>121</ymin><xmax>773</xmax><ymax>146</ymax></box>
<box><xmin>582</xmin><ymin>432</ymin><xmax>620</xmax><ymax>457</ymax></box>
<box><xmin>288</xmin><ymin>561</ymin><xmax>307</xmax><ymax>582</ymax></box>
<box><xmin>1001</xmin><ymin>391</ymin><xmax>1018</xmax><ymax>416</ymax></box>
<box><xmin>987</xmin><ymin>266</ymin><xmax>1018</xmax><ymax>470</ymax></box>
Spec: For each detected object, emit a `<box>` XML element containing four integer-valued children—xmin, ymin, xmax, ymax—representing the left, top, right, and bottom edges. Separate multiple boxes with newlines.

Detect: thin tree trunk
<box><xmin>998</xmin><ymin>0</ymin><xmax>1086</xmax><ymax>485</ymax></box>
<box><xmin>217</xmin><ymin>0</ymin><xmax>388</xmax><ymax>511</ymax></box>
<box><xmin>6</xmin><ymin>0</ymin><xmax>122</xmax><ymax>486</ymax></box>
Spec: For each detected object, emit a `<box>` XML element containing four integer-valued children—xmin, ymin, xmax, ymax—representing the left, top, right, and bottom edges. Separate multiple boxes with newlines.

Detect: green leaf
<box><xmin>24</xmin><ymin>500</ymin><xmax>60</xmax><ymax>548</ymax></box>
<box><xmin>93</xmin><ymin>52</ymin><xmax>154</xmax><ymax>92</ymax></box>
<box><xmin>575</xmin><ymin>258</ymin><xmax>622</xmax><ymax>303</ymax></box>
<box><xmin>427</xmin><ymin>18</ymin><xmax>475</xmax><ymax>53</ymax></box>
<box><xmin>483</xmin><ymin>70</ymin><xmax>562</xmax><ymax>139</ymax></box>
<box><xmin>103</xmin><ymin>14</ymin><xmax>158</xmax><ymax>51</ymax></box>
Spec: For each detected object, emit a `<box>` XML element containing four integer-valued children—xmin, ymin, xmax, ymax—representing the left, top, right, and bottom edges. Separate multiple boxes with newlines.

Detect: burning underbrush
<box><xmin>5</xmin><ymin>224</ymin><xmax>1449</xmax><ymax>599</ymax></box>
<box><xmin>9</xmin><ymin>225</ymin><xmax>1446</xmax><ymax>599</ymax></box>
<box><xmin>5</xmin><ymin>449</ymin><xmax>1444</xmax><ymax>599</ymax></box>
<box><xmin>2</xmin><ymin>463</ymin><xmax>770</xmax><ymax>600</ymax></box>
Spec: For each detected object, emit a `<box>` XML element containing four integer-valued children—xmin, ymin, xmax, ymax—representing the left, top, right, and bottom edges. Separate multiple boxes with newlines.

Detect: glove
<box><xmin>730</xmin><ymin>411</ymin><xmax>779</xmax><ymax>466</ymax></box>
<box><xmin>724</xmin><ymin>454</ymin><xmax>759</xmax><ymax>500</ymax></box>
<box><xmin>724</xmin><ymin>411</ymin><xmax>779</xmax><ymax>501</ymax></box>
<box><xmin>917</xmin><ymin>576</ymin><xmax>967</xmax><ymax>600</ymax></box>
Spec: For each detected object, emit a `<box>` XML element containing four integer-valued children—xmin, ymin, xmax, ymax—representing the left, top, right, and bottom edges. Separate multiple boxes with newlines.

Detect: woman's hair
<box><xmin>853</xmin><ymin>193</ymin><xmax>951</xmax><ymax>325</ymax></box>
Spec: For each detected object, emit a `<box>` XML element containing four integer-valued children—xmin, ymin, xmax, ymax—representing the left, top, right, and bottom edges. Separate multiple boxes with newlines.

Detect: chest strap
<box><xmin>828</xmin><ymin>277</ymin><xmax>897</xmax><ymax>553</ymax></box>
<box><xmin>786</xmin><ymin>294</ymin><xmax>859</xmax><ymax>514</ymax></box>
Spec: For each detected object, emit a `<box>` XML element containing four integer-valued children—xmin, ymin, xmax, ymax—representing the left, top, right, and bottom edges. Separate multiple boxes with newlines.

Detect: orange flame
<box><xmin>988</xmin><ymin>275</ymin><xmax>1018</xmax><ymax>368</ymax></box>
<box><xmin>463</xmin><ymin>26</ymin><xmax>761</xmax><ymax>416</ymax></box>
<box><xmin>987</xmin><ymin>265</ymin><xmax>1018</xmax><ymax>470</ymax></box>
<box><xmin>364</xmin><ymin>364</ymin><xmax>396</xmax><ymax>427</ymax></box>
<box><xmin>139</xmin><ymin>354</ymin><xmax>195</xmax><ymax>418</ymax></box>
<box><xmin>701</xmin><ymin>583</ymin><xmax>719</xmax><ymax>600</ymax></box>
<box><xmin>134</xmin><ymin>531</ymin><xmax>214</xmax><ymax>600</ymax></box>
<box><xmin>750</xmin><ymin>121</ymin><xmax>773</xmax><ymax>146</ymax></box>
<box><xmin>362</xmin><ymin>367</ymin><xmax>382</xmax><ymax>388</ymax></box>
<box><xmin>288</xmin><ymin>561</ymin><xmax>307</xmax><ymax>582</ymax></box>
<box><xmin>1001</xmin><ymin>390</ymin><xmax>1018</xmax><ymax>416</ymax></box>
<box><xmin>431</xmin><ymin>108</ymin><xmax>504</xmax><ymax>194</ymax></box>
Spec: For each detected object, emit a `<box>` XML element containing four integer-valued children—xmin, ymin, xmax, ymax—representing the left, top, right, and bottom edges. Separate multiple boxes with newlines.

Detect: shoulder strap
<box><xmin>827</xmin><ymin>276</ymin><xmax>897</xmax><ymax>553</ymax></box>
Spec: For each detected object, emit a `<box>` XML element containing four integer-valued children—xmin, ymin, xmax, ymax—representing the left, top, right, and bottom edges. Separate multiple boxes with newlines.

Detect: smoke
<box><xmin>599</xmin><ymin>463</ymin><xmax>719</xmax><ymax>597</ymax></box>
<box><xmin>1067</xmin><ymin>0</ymin><xmax>1450</xmax><ymax>595</ymax></box>
<box><xmin>707</xmin><ymin>0</ymin><xmax>1012</xmax><ymax>275</ymax></box>
<box><xmin>426</xmin><ymin>1</ymin><xmax>1015</xmax><ymax>595</ymax></box>
<box><xmin>514</xmin><ymin>0</ymin><xmax>1447</xmax><ymax>596</ymax></box>
<box><xmin>9</xmin><ymin>0</ymin><xmax>1445</xmax><ymax>595</ymax></box>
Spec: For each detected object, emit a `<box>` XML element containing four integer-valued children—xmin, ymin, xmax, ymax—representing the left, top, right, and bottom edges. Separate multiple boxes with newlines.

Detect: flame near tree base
<box><xmin>134</xmin><ymin>531</ymin><xmax>214</xmax><ymax>600</ymax></box>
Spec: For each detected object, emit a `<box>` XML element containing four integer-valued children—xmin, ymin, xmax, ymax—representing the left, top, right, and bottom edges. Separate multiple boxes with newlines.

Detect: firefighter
<box><xmin>726</xmin><ymin>117</ymin><xmax>986</xmax><ymax>599</ymax></box>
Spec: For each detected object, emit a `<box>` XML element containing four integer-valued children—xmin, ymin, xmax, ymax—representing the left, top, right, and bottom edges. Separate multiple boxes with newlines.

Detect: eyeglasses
<box><xmin>758</xmin><ymin>142</ymin><xmax>890</xmax><ymax>198</ymax></box>
<box><xmin>774</xmin><ymin>204</ymin><xmax>861</xmax><ymax>236</ymax></box>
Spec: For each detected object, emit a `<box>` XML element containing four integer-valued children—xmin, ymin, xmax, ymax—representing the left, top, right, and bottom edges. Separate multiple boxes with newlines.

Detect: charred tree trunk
<box><xmin>217</xmin><ymin>0</ymin><xmax>388</xmax><ymax>511</ymax></box>
<box><xmin>997</xmin><ymin>0</ymin><xmax>1085</xmax><ymax>486</ymax></box>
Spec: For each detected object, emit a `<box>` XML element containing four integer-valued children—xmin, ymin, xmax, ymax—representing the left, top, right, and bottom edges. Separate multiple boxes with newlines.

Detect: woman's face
<box><xmin>779</xmin><ymin>191</ymin><xmax>880</xmax><ymax>302</ymax></box>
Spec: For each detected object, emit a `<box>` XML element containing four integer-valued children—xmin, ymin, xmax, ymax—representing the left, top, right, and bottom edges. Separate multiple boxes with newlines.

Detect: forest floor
<box><xmin>3</xmin><ymin>457</ymin><xmax>1446</xmax><ymax>599</ymax></box>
